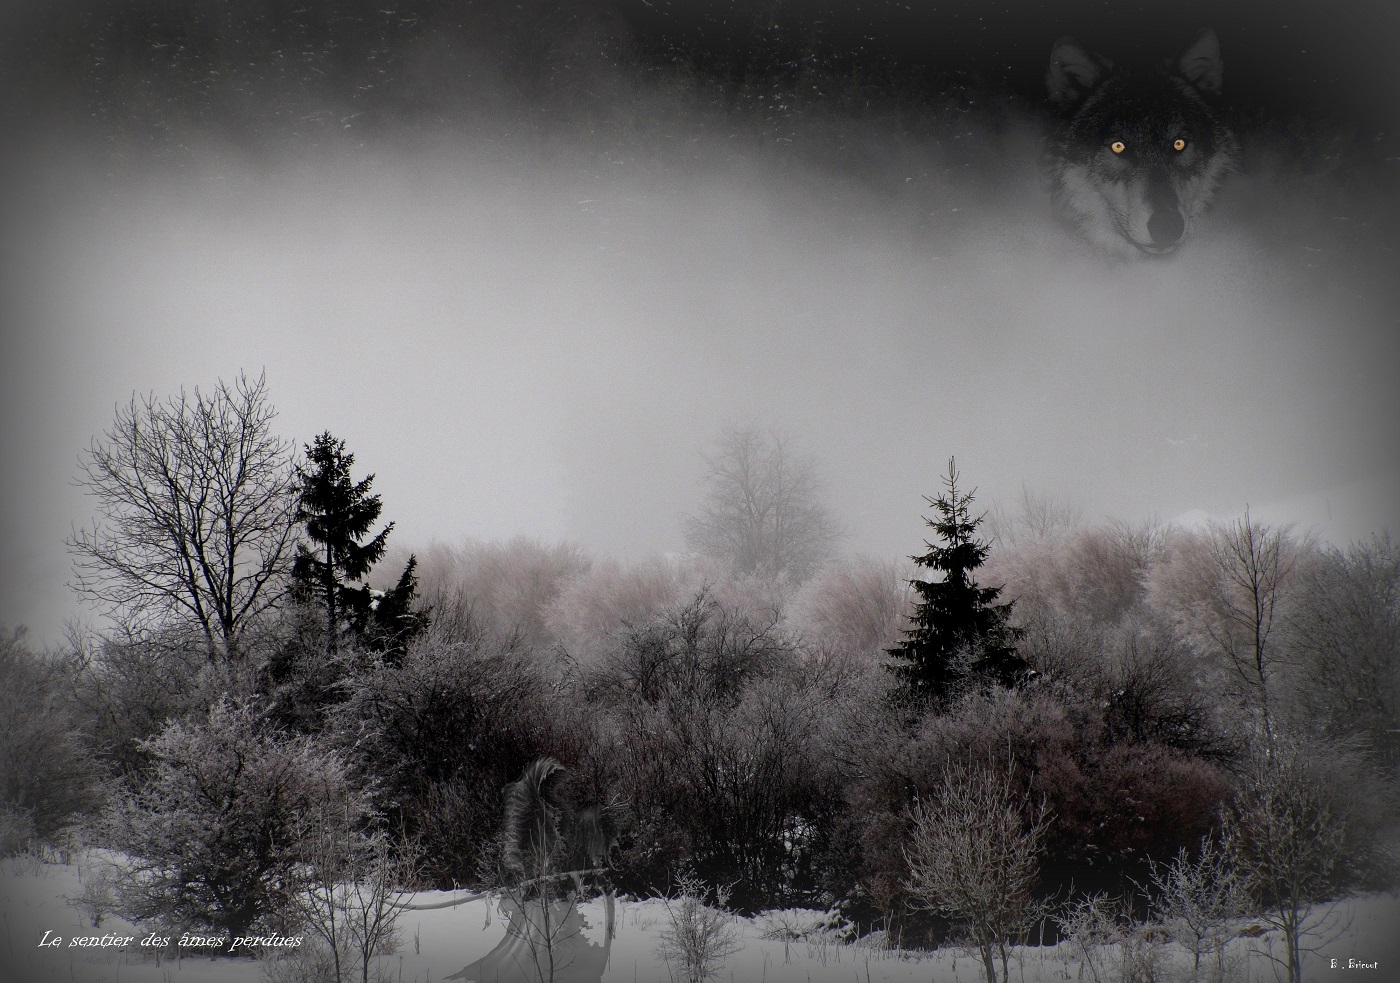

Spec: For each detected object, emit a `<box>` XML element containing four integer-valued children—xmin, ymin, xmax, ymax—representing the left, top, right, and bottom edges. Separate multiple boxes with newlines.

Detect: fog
<box><xmin>3</xmin><ymin>0</ymin><xmax>1398</xmax><ymax>642</ymax></box>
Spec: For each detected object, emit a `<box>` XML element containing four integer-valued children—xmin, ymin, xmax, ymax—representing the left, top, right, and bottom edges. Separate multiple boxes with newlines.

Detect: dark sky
<box><xmin>6</xmin><ymin>0</ymin><xmax>1399</xmax><ymax>131</ymax></box>
<box><xmin>3</xmin><ymin>0</ymin><xmax>1398</xmax><ymax>641</ymax></box>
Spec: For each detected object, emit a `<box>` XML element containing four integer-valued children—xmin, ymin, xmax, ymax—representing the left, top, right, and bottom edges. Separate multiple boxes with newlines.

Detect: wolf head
<box><xmin>1042</xmin><ymin>30</ymin><xmax>1240</xmax><ymax>258</ymax></box>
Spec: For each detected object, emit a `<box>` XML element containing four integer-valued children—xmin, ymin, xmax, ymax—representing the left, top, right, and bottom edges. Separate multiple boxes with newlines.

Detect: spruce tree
<box><xmin>888</xmin><ymin>459</ymin><xmax>1028</xmax><ymax>707</ymax></box>
<box><xmin>293</xmin><ymin>432</ymin><xmax>399</xmax><ymax>653</ymax></box>
<box><xmin>360</xmin><ymin>553</ymin><xmax>429</xmax><ymax>664</ymax></box>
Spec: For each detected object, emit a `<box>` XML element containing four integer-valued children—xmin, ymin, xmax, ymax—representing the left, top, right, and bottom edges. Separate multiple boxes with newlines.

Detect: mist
<box><xmin>3</xmin><ymin>0</ymin><xmax>1398</xmax><ymax>642</ymax></box>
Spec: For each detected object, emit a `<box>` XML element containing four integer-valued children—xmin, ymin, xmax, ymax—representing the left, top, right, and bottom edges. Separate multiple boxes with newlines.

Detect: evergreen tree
<box><xmin>888</xmin><ymin>459</ymin><xmax>1028</xmax><ymax>707</ymax></box>
<box><xmin>293</xmin><ymin>432</ymin><xmax>412</xmax><ymax>654</ymax></box>
<box><xmin>360</xmin><ymin>554</ymin><xmax>429</xmax><ymax>665</ymax></box>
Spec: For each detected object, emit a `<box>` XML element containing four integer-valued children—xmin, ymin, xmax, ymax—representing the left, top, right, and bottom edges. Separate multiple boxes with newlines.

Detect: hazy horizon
<box><xmin>3</xmin><ymin>0</ymin><xmax>1398</xmax><ymax>644</ymax></box>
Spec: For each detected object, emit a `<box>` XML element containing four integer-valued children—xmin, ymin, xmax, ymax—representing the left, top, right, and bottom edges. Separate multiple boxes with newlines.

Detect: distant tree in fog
<box><xmin>986</xmin><ymin>484</ymin><xmax>1082</xmax><ymax>548</ymax></box>
<box><xmin>888</xmin><ymin>459</ymin><xmax>1027</xmax><ymax>707</ymax></box>
<box><xmin>790</xmin><ymin>555</ymin><xmax>913</xmax><ymax>660</ymax></box>
<box><xmin>410</xmin><ymin>537</ymin><xmax>592</xmax><ymax>656</ymax></box>
<box><xmin>1290</xmin><ymin>534</ymin><xmax>1400</xmax><ymax>764</ymax></box>
<box><xmin>1148</xmin><ymin>509</ymin><xmax>1305</xmax><ymax>747</ymax></box>
<box><xmin>683</xmin><ymin>426</ymin><xmax>843</xmax><ymax>584</ymax></box>
<box><xmin>67</xmin><ymin>372</ymin><xmax>297</xmax><ymax>658</ymax></box>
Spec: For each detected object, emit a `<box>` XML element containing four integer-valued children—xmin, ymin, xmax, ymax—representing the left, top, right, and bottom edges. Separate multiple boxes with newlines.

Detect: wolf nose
<box><xmin>1147</xmin><ymin>207</ymin><xmax>1186</xmax><ymax>246</ymax></box>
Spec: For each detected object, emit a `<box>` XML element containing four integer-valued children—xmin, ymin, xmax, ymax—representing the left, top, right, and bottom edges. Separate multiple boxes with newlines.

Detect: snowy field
<box><xmin>1</xmin><ymin>852</ymin><xmax>1396</xmax><ymax>983</ymax></box>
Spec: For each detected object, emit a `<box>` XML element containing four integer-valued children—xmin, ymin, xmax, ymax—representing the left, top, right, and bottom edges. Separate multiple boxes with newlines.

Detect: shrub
<box><xmin>1081</xmin><ymin>743</ymin><xmax>1228</xmax><ymax>865</ymax></box>
<box><xmin>337</xmin><ymin>619</ymin><xmax>570</xmax><ymax>888</ymax></box>
<box><xmin>100</xmin><ymin>698</ymin><xmax>373</xmax><ymax>942</ymax></box>
<box><xmin>788</xmin><ymin>555</ymin><xmax>913</xmax><ymax>661</ymax></box>
<box><xmin>1289</xmin><ymin>534</ymin><xmax>1400</xmax><ymax>765</ymax></box>
<box><xmin>408</xmin><ymin>536</ymin><xmax>592</xmax><ymax>657</ymax></box>
<box><xmin>545</xmin><ymin>555</ymin><xmax>702</xmax><ymax>671</ymax></box>
<box><xmin>656</xmin><ymin>872</ymin><xmax>743</xmax><ymax>983</ymax></box>
<box><xmin>0</xmin><ymin>628</ymin><xmax>99</xmax><ymax>842</ymax></box>
<box><xmin>903</xmin><ymin>764</ymin><xmax>1049</xmax><ymax>983</ymax></box>
<box><xmin>1055</xmin><ymin>893</ymin><xmax>1159</xmax><ymax>983</ymax></box>
<box><xmin>0</xmin><ymin>806</ymin><xmax>36</xmax><ymax>857</ymax></box>
<box><xmin>1223</xmin><ymin>736</ymin><xmax>1396</xmax><ymax>983</ymax></box>
<box><xmin>71</xmin><ymin>627</ymin><xmax>208</xmax><ymax>775</ymax></box>
<box><xmin>588</xmin><ymin>587</ymin><xmax>793</xmax><ymax>705</ymax></box>
<box><xmin>294</xmin><ymin>828</ymin><xmax>420</xmax><ymax>983</ymax></box>
<box><xmin>611</xmin><ymin>674</ymin><xmax>823</xmax><ymax>911</ymax></box>
<box><xmin>593</xmin><ymin>591</ymin><xmax>827</xmax><ymax>910</ymax></box>
<box><xmin>1147</xmin><ymin>837</ymin><xmax>1245</xmax><ymax>982</ymax></box>
<box><xmin>846</xmin><ymin>686</ymin><xmax>1228</xmax><ymax>916</ymax></box>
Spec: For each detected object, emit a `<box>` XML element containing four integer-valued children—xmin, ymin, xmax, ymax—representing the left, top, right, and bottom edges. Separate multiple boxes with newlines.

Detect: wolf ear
<box><xmin>1178</xmin><ymin>29</ymin><xmax>1224</xmax><ymax>94</ymax></box>
<box><xmin>1047</xmin><ymin>37</ymin><xmax>1106</xmax><ymax>107</ymax></box>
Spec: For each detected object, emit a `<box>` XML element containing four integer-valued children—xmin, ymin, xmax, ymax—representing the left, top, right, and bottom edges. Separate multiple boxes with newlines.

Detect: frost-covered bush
<box><xmin>1148</xmin><ymin>837</ymin><xmax>1244</xmax><ymax>983</ymax></box>
<box><xmin>844</xmin><ymin>685</ymin><xmax>1228</xmax><ymax>924</ymax></box>
<box><xmin>405</xmin><ymin>536</ymin><xmax>592</xmax><ymax>656</ymax></box>
<box><xmin>657</xmin><ymin>873</ymin><xmax>743</xmax><ymax>983</ymax></box>
<box><xmin>0</xmin><ymin>806</ymin><xmax>36</xmax><ymax>857</ymax></box>
<box><xmin>903</xmin><ymin>765</ymin><xmax>1049</xmax><ymax>983</ymax></box>
<box><xmin>338</xmin><ymin>618</ymin><xmax>571</xmax><ymax>888</ymax></box>
<box><xmin>100</xmin><ymin>698</ymin><xmax>373</xmax><ymax>942</ymax></box>
<box><xmin>590</xmin><ymin>587</ymin><xmax>794</xmax><ymax>705</ymax></box>
<box><xmin>294</xmin><ymin>829</ymin><xmax>419</xmax><ymax>983</ymax></box>
<box><xmin>594</xmin><ymin>588</ymin><xmax>835</xmax><ymax>910</ymax></box>
<box><xmin>1223</xmin><ymin>736</ymin><xmax>1397</xmax><ymax>983</ymax></box>
<box><xmin>788</xmin><ymin>554</ymin><xmax>913</xmax><ymax>661</ymax></box>
<box><xmin>1055</xmin><ymin>893</ymin><xmax>1160</xmax><ymax>983</ymax></box>
<box><xmin>73</xmin><ymin>627</ymin><xmax>208</xmax><ymax>775</ymax></box>
<box><xmin>545</xmin><ymin>555</ymin><xmax>707</xmax><ymax>671</ymax></box>
<box><xmin>0</xmin><ymin>628</ymin><xmax>99</xmax><ymax>844</ymax></box>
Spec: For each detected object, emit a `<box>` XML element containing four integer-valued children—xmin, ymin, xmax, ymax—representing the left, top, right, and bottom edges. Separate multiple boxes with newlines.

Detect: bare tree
<box><xmin>1150</xmin><ymin>510</ymin><xmax>1305</xmax><ymax>746</ymax></box>
<box><xmin>1203</xmin><ymin>510</ymin><xmax>1302</xmax><ymax>745</ymax></box>
<box><xmin>1224</xmin><ymin>737</ymin><xmax>1358</xmax><ymax>983</ymax></box>
<box><xmin>683</xmin><ymin>427</ymin><xmax>843</xmax><ymax>584</ymax></box>
<box><xmin>1290</xmin><ymin>534</ymin><xmax>1400</xmax><ymax>765</ymax></box>
<box><xmin>67</xmin><ymin>372</ymin><xmax>298</xmax><ymax>657</ymax></box>
<box><xmin>1147</xmin><ymin>837</ymin><xmax>1245</xmax><ymax>982</ymax></box>
<box><xmin>986</xmin><ymin>484</ymin><xmax>1082</xmax><ymax>548</ymax></box>
<box><xmin>902</xmin><ymin>764</ymin><xmax>1049</xmax><ymax>983</ymax></box>
<box><xmin>296</xmin><ymin>824</ymin><xmax>419</xmax><ymax>983</ymax></box>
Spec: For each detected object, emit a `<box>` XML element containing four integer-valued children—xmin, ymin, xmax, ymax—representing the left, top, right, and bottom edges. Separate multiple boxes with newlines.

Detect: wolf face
<box><xmin>1042</xmin><ymin>30</ymin><xmax>1240</xmax><ymax>258</ymax></box>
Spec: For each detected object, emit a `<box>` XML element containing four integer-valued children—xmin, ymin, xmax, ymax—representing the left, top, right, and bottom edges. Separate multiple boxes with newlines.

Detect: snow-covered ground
<box><xmin>2</xmin><ymin>852</ymin><xmax>1395</xmax><ymax>983</ymax></box>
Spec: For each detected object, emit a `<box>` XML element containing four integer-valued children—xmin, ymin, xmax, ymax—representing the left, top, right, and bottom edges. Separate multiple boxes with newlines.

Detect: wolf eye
<box><xmin>1172</xmin><ymin>138</ymin><xmax>1188</xmax><ymax>152</ymax></box>
<box><xmin>1110</xmin><ymin>140</ymin><xmax>1126</xmax><ymax>154</ymax></box>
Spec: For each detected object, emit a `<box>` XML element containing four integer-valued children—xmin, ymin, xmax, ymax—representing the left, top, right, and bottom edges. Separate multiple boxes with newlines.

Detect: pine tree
<box><xmin>293</xmin><ymin>432</ymin><xmax>401</xmax><ymax>654</ymax></box>
<box><xmin>361</xmin><ymin>554</ymin><xmax>429</xmax><ymax>665</ymax></box>
<box><xmin>888</xmin><ymin>459</ymin><xmax>1028</xmax><ymax>707</ymax></box>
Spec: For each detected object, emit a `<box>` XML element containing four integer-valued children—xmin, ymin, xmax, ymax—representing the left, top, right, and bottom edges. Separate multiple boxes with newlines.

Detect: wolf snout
<box><xmin>1137</xmin><ymin>180</ymin><xmax>1187</xmax><ymax>253</ymax></box>
<box><xmin>1145</xmin><ymin>205</ymin><xmax>1186</xmax><ymax>251</ymax></box>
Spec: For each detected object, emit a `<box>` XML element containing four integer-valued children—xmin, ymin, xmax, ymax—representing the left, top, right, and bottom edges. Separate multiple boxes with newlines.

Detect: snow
<box><xmin>2</xmin><ymin>853</ymin><xmax>1396</xmax><ymax>982</ymax></box>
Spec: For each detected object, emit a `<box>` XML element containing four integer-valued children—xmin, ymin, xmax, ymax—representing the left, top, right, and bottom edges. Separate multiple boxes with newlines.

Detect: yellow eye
<box><xmin>1110</xmin><ymin>140</ymin><xmax>1126</xmax><ymax>154</ymax></box>
<box><xmin>1173</xmin><ymin>138</ymin><xmax>1188</xmax><ymax>151</ymax></box>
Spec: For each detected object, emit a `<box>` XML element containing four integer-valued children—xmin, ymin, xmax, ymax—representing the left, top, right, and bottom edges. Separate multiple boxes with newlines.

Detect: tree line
<box><xmin>2</xmin><ymin>371</ymin><xmax>1397</xmax><ymax>983</ymax></box>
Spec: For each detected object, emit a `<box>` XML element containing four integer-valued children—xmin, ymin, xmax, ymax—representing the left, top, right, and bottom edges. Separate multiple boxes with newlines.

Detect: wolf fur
<box><xmin>1041</xmin><ymin>29</ymin><xmax>1240</xmax><ymax>258</ymax></box>
<box><xmin>500</xmin><ymin>756</ymin><xmax>624</xmax><ymax>892</ymax></box>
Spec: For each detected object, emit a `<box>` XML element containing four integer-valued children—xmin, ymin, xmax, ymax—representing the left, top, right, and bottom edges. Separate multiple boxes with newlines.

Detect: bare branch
<box><xmin>684</xmin><ymin>426</ymin><xmax>844</xmax><ymax>584</ymax></box>
<box><xmin>67</xmin><ymin>371</ymin><xmax>298</xmax><ymax>657</ymax></box>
